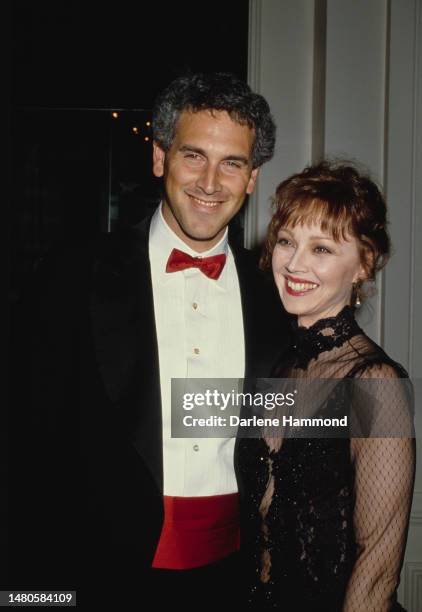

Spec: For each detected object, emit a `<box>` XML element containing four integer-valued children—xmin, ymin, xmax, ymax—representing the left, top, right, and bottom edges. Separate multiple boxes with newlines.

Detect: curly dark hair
<box><xmin>152</xmin><ymin>72</ymin><xmax>276</xmax><ymax>168</ymax></box>
<box><xmin>261</xmin><ymin>160</ymin><xmax>391</xmax><ymax>305</ymax></box>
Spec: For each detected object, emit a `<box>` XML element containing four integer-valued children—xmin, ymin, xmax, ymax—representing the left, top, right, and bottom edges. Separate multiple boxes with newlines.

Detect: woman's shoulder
<box><xmin>347</xmin><ymin>333</ymin><xmax>408</xmax><ymax>379</ymax></box>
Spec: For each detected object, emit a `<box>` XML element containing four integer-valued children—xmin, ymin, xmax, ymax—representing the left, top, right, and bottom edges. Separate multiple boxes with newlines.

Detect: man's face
<box><xmin>153</xmin><ymin>109</ymin><xmax>259</xmax><ymax>252</ymax></box>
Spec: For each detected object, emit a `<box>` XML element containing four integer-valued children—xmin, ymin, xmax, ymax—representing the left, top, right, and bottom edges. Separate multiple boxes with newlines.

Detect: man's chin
<box><xmin>181</xmin><ymin>223</ymin><xmax>226</xmax><ymax>244</ymax></box>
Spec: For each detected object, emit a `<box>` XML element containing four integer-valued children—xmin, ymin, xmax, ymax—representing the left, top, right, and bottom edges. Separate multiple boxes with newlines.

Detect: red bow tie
<box><xmin>166</xmin><ymin>248</ymin><xmax>227</xmax><ymax>280</ymax></box>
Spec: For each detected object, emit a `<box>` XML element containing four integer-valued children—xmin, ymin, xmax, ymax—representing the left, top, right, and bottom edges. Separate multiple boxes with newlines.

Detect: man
<box><xmin>12</xmin><ymin>73</ymin><xmax>289</xmax><ymax>609</ymax></box>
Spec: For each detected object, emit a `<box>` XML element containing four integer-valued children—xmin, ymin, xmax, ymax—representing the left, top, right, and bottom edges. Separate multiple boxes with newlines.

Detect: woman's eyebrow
<box><xmin>278</xmin><ymin>228</ymin><xmax>334</xmax><ymax>240</ymax></box>
<box><xmin>308</xmin><ymin>234</ymin><xmax>335</xmax><ymax>240</ymax></box>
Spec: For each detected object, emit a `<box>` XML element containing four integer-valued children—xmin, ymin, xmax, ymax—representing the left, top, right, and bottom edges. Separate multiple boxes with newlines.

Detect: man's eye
<box><xmin>224</xmin><ymin>160</ymin><xmax>242</xmax><ymax>169</ymax></box>
<box><xmin>314</xmin><ymin>246</ymin><xmax>331</xmax><ymax>254</ymax></box>
<box><xmin>185</xmin><ymin>153</ymin><xmax>202</xmax><ymax>160</ymax></box>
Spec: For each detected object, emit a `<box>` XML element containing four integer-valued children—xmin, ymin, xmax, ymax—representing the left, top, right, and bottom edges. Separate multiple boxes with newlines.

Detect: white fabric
<box><xmin>149</xmin><ymin>204</ymin><xmax>245</xmax><ymax>496</ymax></box>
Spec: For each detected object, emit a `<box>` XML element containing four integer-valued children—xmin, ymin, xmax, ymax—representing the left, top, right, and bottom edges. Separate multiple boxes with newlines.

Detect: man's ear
<box><xmin>246</xmin><ymin>167</ymin><xmax>260</xmax><ymax>195</ymax></box>
<box><xmin>152</xmin><ymin>142</ymin><xmax>166</xmax><ymax>177</ymax></box>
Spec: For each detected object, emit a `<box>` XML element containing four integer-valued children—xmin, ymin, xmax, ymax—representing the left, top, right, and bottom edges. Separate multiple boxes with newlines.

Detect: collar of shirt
<box><xmin>149</xmin><ymin>203</ymin><xmax>230</xmax><ymax>290</ymax></box>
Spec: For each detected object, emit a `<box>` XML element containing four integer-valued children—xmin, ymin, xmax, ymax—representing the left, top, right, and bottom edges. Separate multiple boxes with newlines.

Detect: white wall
<box><xmin>247</xmin><ymin>1</ymin><xmax>422</xmax><ymax>609</ymax></box>
<box><xmin>325</xmin><ymin>0</ymin><xmax>387</xmax><ymax>176</ymax></box>
<box><xmin>246</xmin><ymin>0</ymin><xmax>315</xmax><ymax>246</ymax></box>
<box><xmin>325</xmin><ymin>0</ymin><xmax>387</xmax><ymax>341</ymax></box>
<box><xmin>385</xmin><ymin>3</ymin><xmax>422</xmax><ymax>608</ymax></box>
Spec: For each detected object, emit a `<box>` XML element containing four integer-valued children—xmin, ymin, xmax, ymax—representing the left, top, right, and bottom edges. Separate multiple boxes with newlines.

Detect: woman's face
<box><xmin>272</xmin><ymin>221</ymin><xmax>365</xmax><ymax>328</ymax></box>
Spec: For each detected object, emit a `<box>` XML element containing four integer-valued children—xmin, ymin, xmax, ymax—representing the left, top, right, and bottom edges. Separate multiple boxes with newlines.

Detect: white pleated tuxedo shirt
<box><xmin>149</xmin><ymin>204</ymin><xmax>245</xmax><ymax>496</ymax></box>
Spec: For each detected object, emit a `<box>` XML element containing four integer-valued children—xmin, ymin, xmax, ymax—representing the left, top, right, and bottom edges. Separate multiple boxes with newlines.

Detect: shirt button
<box><xmin>192</xmin><ymin>302</ymin><xmax>198</xmax><ymax>310</ymax></box>
<box><xmin>193</xmin><ymin>444</ymin><xmax>199</xmax><ymax>452</ymax></box>
<box><xmin>193</xmin><ymin>348</ymin><xmax>200</xmax><ymax>355</ymax></box>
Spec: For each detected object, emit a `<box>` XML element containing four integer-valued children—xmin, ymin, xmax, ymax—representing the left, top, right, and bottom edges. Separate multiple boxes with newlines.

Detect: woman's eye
<box><xmin>277</xmin><ymin>238</ymin><xmax>292</xmax><ymax>246</ymax></box>
<box><xmin>314</xmin><ymin>245</ymin><xmax>331</xmax><ymax>254</ymax></box>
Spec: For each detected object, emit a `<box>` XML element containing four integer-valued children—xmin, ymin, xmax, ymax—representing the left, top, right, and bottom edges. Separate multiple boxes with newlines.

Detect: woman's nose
<box><xmin>285</xmin><ymin>247</ymin><xmax>308</xmax><ymax>273</ymax></box>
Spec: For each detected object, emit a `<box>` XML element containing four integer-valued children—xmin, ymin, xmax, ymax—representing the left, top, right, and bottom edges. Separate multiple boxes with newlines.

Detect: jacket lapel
<box><xmin>232</xmin><ymin>239</ymin><xmax>292</xmax><ymax>489</ymax></box>
<box><xmin>231</xmin><ymin>241</ymin><xmax>289</xmax><ymax>379</ymax></box>
<box><xmin>90</xmin><ymin>216</ymin><xmax>163</xmax><ymax>491</ymax></box>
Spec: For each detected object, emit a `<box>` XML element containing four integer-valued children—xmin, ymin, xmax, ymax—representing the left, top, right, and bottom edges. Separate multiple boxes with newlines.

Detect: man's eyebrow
<box><xmin>223</xmin><ymin>155</ymin><xmax>249</xmax><ymax>164</ymax></box>
<box><xmin>179</xmin><ymin>145</ymin><xmax>205</xmax><ymax>155</ymax></box>
<box><xmin>178</xmin><ymin>145</ymin><xmax>249</xmax><ymax>164</ymax></box>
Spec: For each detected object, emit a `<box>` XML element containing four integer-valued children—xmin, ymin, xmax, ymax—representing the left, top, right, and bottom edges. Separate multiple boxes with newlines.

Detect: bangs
<box><xmin>261</xmin><ymin>160</ymin><xmax>389</xmax><ymax>274</ymax></box>
<box><xmin>276</xmin><ymin>197</ymin><xmax>355</xmax><ymax>242</ymax></box>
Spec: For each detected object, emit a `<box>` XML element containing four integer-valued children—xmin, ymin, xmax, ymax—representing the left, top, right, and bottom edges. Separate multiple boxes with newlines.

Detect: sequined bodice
<box><xmin>236</xmin><ymin>306</ymin><xmax>414</xmax><ymax>612</ymax></box>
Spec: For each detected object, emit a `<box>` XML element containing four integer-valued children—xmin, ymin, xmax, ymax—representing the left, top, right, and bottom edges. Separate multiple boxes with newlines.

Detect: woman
<box><xmin>237</xmin><ymin>161</ymin><xmax>415</xmax><ymax>611</ymax></box>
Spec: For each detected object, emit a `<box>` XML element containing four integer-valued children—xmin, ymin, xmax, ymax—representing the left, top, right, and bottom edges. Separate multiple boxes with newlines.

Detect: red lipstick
<box><xmin>284</xmin><ymin>275</ymin><xmax>319</xmax><ymax>297</ymax></box>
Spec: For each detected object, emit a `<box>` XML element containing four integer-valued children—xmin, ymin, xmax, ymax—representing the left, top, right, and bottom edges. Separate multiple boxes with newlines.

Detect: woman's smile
<box><xmin>284</xmin><ymin>274</ymin><xmax>319</xmax><ymax>296</ymax></box>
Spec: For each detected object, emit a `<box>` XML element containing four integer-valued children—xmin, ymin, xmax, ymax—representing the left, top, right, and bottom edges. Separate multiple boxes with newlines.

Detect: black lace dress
<box><xmin>236</xmin><ymin>306</ymin><xmax>415</xmax><ymax>612</ymax></box>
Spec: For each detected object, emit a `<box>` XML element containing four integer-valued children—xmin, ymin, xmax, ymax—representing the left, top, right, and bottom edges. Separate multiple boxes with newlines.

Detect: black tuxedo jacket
<box><xmin>10</xmin><ymin>215</ymin><xmax>290</xmax><ymax>596</ymax></box>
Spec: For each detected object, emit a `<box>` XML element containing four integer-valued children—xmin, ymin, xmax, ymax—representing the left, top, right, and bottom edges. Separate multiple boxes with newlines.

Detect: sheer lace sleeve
<box><xmin>344</xmin><ymin>364</ymin><xmax>416</xmax><ymax>612</ymax></box>
<box><xmin>238</xmin><ymin>309</ymin><xmax>417</xmax><ymax>611</ymax></box>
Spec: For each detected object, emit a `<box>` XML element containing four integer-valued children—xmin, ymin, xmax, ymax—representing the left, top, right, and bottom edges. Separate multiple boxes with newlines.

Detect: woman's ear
<box><xmin>356</xmin><ymin>246</ymin><xmax>375</xmax><ymax>283</ymax></box>
<box><xmin>353</xmin><ymin>267</ymin><xmax>366</xmax><ymax>285</ymax></box>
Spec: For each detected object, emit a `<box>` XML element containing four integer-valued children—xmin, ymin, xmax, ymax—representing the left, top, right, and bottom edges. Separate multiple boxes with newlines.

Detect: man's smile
<box><xmin>187</xmin><ymin>193</ymin><xmax>226</xmax><ymax>211</ymax></box>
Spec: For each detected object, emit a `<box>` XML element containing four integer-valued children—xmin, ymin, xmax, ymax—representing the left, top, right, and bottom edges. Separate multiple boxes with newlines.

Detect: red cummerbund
<box><xmin>152</xmin><ymin>493</ymin><xmax>240</xmax><ymax>570</ymax></box>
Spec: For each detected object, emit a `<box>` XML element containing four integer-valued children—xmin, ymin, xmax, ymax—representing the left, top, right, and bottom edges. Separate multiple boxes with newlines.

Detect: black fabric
<box><xmin>74</xmin><ymin>552</ymin><xmax>242</xmax><ymax>611</ymax></box>
<box><xmin>8</xmin><ymin>214</ymin><xmax>291</xmax><ymax>603</ymax></box>
<box><xmin>148</xmin><ymin>552</ymin><xmax>242</xmax><ymax>612</ymax></box>
<box><xmin>236</xmin><ymin>306</ymin><xmax>415</xmax><ymax>611</ymax></box>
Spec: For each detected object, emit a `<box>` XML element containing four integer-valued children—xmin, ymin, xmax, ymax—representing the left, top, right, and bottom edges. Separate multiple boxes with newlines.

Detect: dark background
<box><xmin>12</xmin><ymin>2</ymin><xmax>249</xmax><ymax>109</ymax></box>
<box><xmin>7</xmin><ymin>0</ymin><xmax>248</xmax><ymax>588</ymax></box>
<box><xmin>11</xmin><ymin>0</ymin><xmax>249</xmax><ymax>299</ymax></box>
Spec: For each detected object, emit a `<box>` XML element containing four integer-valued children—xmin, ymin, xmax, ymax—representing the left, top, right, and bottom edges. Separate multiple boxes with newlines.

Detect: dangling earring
<box><xmin>353</xmin><ymin>281</ymin><xmax>361</xmax><ymax>307</ymax></box>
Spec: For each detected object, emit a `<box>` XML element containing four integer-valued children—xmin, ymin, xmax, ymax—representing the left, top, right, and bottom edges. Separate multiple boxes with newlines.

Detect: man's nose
<box><xmin>196</xmin><ymin>164</ymin><xmax>222</xmax><ymax>195</ymax></box>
